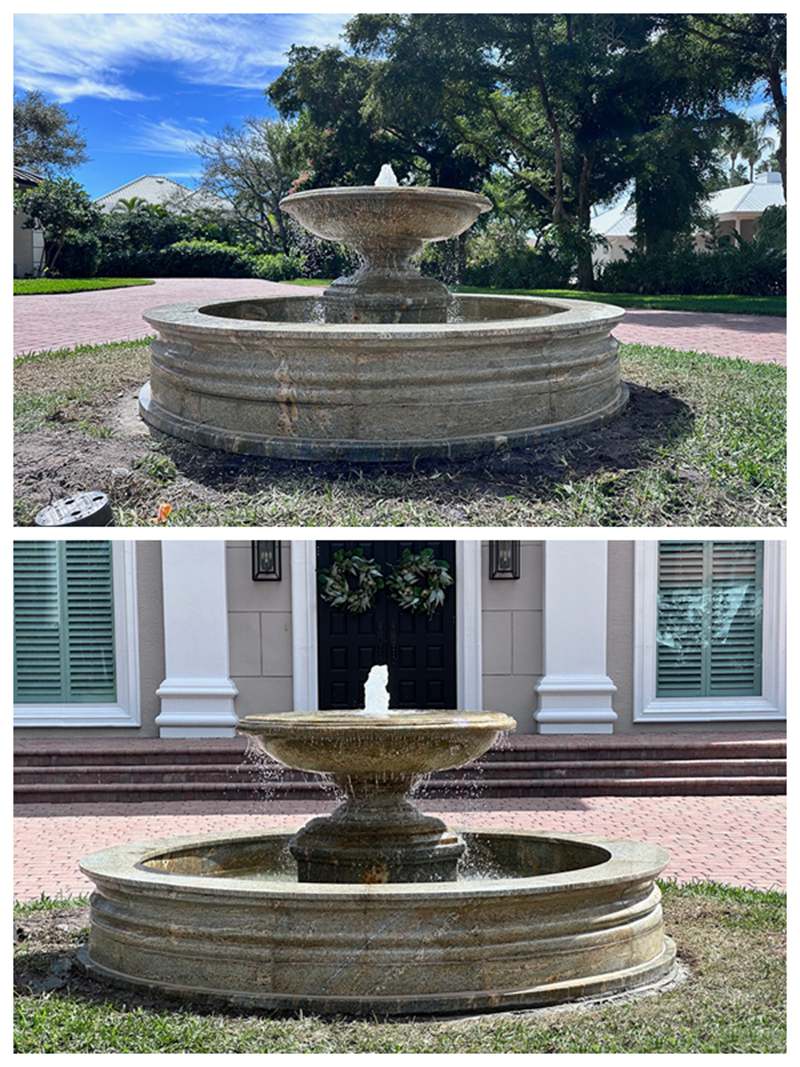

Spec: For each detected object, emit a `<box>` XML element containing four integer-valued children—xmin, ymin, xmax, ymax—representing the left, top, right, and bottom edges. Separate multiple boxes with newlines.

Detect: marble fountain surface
<box><xmin>139</xmin><ymin>167</ymin><xmax>627</xmax><ymax>462</ymax></box>
<box><xmin>80</xmin><ymin>668</ymin><xmax>676</xmax><ymax>1017</ymax></box>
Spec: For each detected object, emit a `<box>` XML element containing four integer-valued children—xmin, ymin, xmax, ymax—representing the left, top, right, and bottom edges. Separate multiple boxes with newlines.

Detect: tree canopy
<box><xmin>14</xmin><ymin>90</ymin><xmax>88</xmax><ymax>175</ymax></box>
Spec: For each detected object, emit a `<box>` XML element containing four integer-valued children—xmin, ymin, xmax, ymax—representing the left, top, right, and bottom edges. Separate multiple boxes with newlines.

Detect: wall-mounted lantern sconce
<box><xmin>251</xmin><ymin>541</ymin><xmax>281</xmax><ymax>581</ymax></box>
<box><xmin>489</xmin><ymin>540</ymin><xmax>520</xmax><ymax>580</ymax></box>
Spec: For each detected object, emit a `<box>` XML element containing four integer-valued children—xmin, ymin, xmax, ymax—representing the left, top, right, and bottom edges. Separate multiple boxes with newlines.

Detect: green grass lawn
<box><xmin>13</xmin><ymin>882</ymin><xmax>785</xmax><ymax>1053</ymax></box>
<box><xmin>287</xmin><ymin>280</ymin><xmax>785</xmax><ymax>316</ymax></box>
<box><xmin>14</xmin><ymin>278</ymin><xmax>154</xmax><ymax>296</ymax></box>
<box><xmin>456</xmin><ymin>288</ymin><xmax>786</xmax><ymax>317</ymax></box>
<box><xmin>13</xmin><ymin>337</ymin><xmax>785</xmax><ymax>527</ymax></box>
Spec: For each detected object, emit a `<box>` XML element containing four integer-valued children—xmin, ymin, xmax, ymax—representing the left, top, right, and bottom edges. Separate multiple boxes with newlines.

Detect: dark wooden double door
<box><xmin>316</xmin><ymin>541</ymin><xmax>457</xmax><ymax>710</ymax></box>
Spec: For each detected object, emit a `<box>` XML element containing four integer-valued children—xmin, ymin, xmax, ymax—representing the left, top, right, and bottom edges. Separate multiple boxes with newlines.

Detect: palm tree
<box><xmin>112</xmin><ymin>195</ymin><xmax>148</xmax><ymax>214</ymax></box>
<box><xmin>741</xmin><ymin>118</ymin><xmax>775</xmax><ymax>182</ymax></box>
<box><xmin>717</xmin><ymin>118</ymin><xmax>749</xmax><ymax>184</ymax></box>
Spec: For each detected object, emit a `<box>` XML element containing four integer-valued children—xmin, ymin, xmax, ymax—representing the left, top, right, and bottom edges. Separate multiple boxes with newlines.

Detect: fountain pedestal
<box><xmin>280</xmin><ymin>175</ymin><xmax>490</xmax><ymax>325</ymax></box>
<box><xmin>290</xmin><ymin>778</ymin><xmax>465</xmax><ymax>884</ymax></box>
<box><xmin>322</xmin><ymin>269</ymin><xmax>450</xmax><ymax>325</ymax></box>
<box><xmin>236</xmin><ymin>706</ymin><xmax>515</xmax><ymax>884</ymax></box>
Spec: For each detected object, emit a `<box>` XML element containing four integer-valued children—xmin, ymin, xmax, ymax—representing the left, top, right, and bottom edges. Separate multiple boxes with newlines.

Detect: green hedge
<box><xmin>156</xmin><ymin>240</ymin><xmax>255</xmax><ymax>277</ymax></box>
<box><xmin>597</xmin><ymin>213</ymin><xmax>786</xmax><ymax>297</ymax></box>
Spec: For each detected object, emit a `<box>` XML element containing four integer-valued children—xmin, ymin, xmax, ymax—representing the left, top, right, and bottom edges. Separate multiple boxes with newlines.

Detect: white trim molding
<box><xmin>535</xmin><ymin>541</ymin><xmax>617</xmax><ymax>734</ymax></box>
<box><xmin>14</xmin><ymin>541</ymin><xmax>141</xmax><ymax>728</ymax></box>
<box><xmin>456</xmin><ymin>541</ymin><xmax>483</xmax><ymax>710</ymax></box>
<box><xmin>291</xmin><ymin>541</ymin><xmax>319</xmax><ymax>712</ymax></box>
<box><xmin>155</xmin><ymin>541</ymin><xmax>238</xmax><ymax>737</ymax></box>
<box><xmin>290</xmin><ymin>540</ymin><xmax>482</xmax><ymax>711</ymax></box>
<box><xmin>633</xmin><ymin>540</ymin><xmax>786</xmax><ymax>722</ymax></box>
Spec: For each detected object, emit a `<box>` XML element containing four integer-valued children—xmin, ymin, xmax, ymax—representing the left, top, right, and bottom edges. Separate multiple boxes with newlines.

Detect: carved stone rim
<box><xmin>143</xmin><ymin>293</ymin><xmax>625</xmax><ymax>339</ymax></box>
<box><xmin>281</xmin><ymin>185</ymin><xmax>492</xmax><ymax>213</ymax></box>
<box><xmin>80</xmin><ymin>828</ymin><xmax>669</xmax><ymax>899</ymax></box>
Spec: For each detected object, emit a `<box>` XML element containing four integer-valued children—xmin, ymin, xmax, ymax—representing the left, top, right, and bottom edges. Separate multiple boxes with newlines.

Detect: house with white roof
<box><xmin>592</xmin><ymin>171</ymin><xmax>785</xmax><ymax>266</ymax></box>
<box><xmin>94</xmin><ymin>174</ymin><xmax>229</xmax><ymax>214</ymax></box>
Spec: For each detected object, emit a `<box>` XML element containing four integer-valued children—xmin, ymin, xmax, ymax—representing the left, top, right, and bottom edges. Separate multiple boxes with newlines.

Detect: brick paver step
<box><xmin>14</xmin><ymin>730</ymin><xmax>786</xmax><ymax>765</ymax></box>
<box><xmin>16</xmin><ymin>755</ymin><xmax>784</xmax><ymax>787</ymax></box>
<box><xmin>437</xmin><ymin>758</ymin><xmax>785</xmax><ymax>779</ymax></box>
<box><xmin>14</xmin><ymin>772</ymin><xmax>785</xmax><ymax>804</ymax></box>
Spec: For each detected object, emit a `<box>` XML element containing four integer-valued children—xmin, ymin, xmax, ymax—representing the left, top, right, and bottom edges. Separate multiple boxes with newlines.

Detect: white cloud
<box><xmin>126</xmin><ymin>118</ymin><xmax>210</xmax><ymax>156</ymax></box>
<box><xmin>14</xmin><ymin>13</ymin><xmax>350</xmax><ymax>103</ymax></box>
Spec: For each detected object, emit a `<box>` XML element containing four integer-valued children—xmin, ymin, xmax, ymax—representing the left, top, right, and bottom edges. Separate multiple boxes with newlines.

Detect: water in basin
<box><xmin>197</xmin><ymin>294</ymin><xmax>567</xmax><ymax>325</ymax></box>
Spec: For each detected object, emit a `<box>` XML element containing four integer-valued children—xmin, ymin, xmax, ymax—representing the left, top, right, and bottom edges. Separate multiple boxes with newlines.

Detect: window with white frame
<box><xmin>634</xmin><ymin>540</ymin><xmax>785</xmax><ymax>722</ymax></box>
<box><xmin>13</xmin><ymin>540</ymin><xmax>140</xmax><ymax>727</ymax></box>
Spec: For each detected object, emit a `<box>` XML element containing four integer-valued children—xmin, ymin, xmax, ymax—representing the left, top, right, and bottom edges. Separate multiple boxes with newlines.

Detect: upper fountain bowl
<box><xmin>280</xmin><ymin>185</ymin><xmax>492</xmax><ymax>249</ymax></box>
<box><xmin>238</xmin><ymin>709</ymin><xmax>516</xmax><ymax>780</ymax></box>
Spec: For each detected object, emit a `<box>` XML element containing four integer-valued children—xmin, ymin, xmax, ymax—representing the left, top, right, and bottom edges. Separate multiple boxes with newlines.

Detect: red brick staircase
<box><xmin>14</xmin><ymin>730</ymin><xmax>785</xmax><ymax>804</ymax></box>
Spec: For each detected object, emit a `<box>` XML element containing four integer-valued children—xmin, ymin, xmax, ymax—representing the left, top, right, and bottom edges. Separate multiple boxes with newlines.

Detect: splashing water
<box><xmin>363</xmin><ymin>664</ymin><xmax>390</xmax><ymax>714</ymax></box>
<box><xmin>374</xmin><ymin>163</ymin><xmax>399</xmax><ymax>187</ymax></box>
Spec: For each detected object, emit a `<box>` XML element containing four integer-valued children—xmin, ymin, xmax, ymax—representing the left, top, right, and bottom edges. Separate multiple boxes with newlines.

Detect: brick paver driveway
<box><xmin>14</xmin><ymin>278</ymin><xmax>786</xmax><ymax>364</ymax></box>
<box><xmin>13</xmin><ymin>278</ymin><xmax>302</xmax><ymax>356</ymax></box>
<box><xmin>613</xmin><ymin>309</ymin><xmax>785</xmax><ymax>365</ymax></box>
<box><xmin>14</xmin><ymin>794</ymin><xmax>785</xmax><ymax>900</ymax></box>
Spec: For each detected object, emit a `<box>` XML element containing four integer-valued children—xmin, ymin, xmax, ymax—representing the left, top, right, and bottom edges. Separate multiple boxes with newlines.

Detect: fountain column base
<box><xmin>289</xmin><ymin>781</ymin><xmax>465</xmax><ymax>884</ymax></box>
<box><xmin>322</xmin><ymin>270</ymin><xmax>450</xmax><ymax>324</ymax></box>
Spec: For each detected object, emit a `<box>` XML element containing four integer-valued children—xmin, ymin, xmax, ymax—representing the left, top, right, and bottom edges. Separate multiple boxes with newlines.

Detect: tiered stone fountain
<box><xmin>139</xmin><ymin>166</ymin><xmax>627</xmax><ymax>461</ymax></box>
<box><xmin>80</xmin><ymin>667</ymin><xmax>675</xmax><ymax>1017</ymax></box>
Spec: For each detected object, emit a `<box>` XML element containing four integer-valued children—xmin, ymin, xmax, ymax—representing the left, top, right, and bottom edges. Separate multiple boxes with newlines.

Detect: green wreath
<box><xmin>386</xmin><ymin>548</ymin><xmax>454</xmax><ymax>617</ymax></box>
<box><xmin>318</xmin><ymin>549</ymin><xmax>384</xmax><ymax>614</ymax></box>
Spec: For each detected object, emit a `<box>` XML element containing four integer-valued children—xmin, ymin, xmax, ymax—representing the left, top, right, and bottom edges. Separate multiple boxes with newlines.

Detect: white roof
<box><xmin>708</xmin><ymin>173</ymin><xmax>785</xmax><ymax>215</ymax></box>
<box><xmin>95</xmin><ymin>174</ymin><xmax>230</xmax><ymax>213</ymax></box>
<box><xmin>592</xmin><ymin>172</ymin><xmax>784</xmax><ymax>239</ymax></box>
<box><xmin>591</xmin><ymin>199</ymin><xmax>636</xmax><ymax>238</ymax></box>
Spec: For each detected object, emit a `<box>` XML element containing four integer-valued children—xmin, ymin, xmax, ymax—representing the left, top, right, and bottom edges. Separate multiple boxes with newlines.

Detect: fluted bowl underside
<box><xmin>281</xmin><ymin>186</ymin><xmax>492</xmax><ymax>245</ymax></box>
<box><xmin>80</xmin><ymin>829</ymin><xmax>676</xmax><ymax>1016</ymax></box>
<box><xmin>238</xmin><ymin>709</ymin><xmax>517</xmax><ymax>778</ymax></box>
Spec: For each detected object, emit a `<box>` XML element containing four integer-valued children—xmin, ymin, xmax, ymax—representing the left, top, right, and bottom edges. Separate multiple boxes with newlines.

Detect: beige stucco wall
<box><xmin>14</xmin><ymin>210</ymin><xmax>43</xmax><ymax>277</ymax></box>
<box><xmin>226</xmin><ymin>541</ymin><xmax>294</xmax><ymax>717</ymax></box>
<box><xmin>481</xmin><ymin>541</ymin><xmax>543</xmax><ymax>733</ymax></box>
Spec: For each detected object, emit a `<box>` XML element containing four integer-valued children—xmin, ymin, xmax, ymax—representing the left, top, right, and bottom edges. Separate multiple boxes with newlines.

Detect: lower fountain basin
<box><xmin>140</xmin><ymin>293</ymin><xmax>627</xmax><ymax>462</ymax></box>
<box><xmin>80</xmin><ymin>829</ymin><xmax>676</xmax><ymax>1017</ymax></box>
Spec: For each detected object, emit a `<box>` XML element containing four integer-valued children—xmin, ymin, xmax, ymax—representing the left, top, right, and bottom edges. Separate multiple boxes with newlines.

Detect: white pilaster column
<box><xmin>535</xmin><ymin>541</ymin><xmax>617</xmax><ymax>734</ymax></box>
<box><xmin>155</xmin><ymin>541</ymin><xmax>239</xmax><ymax>737</ymax></box>
<box><xmin>290</xmin><ymin>541</ymin><xmax>319</xmax><ymax>712</ymax></box>
<box><xmin>456</xmin><ymin>541</ymin><xmax>483</xmax><ymax>710</ymax></box>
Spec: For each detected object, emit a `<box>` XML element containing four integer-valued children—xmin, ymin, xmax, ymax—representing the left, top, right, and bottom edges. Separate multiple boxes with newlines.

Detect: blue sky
<box><xmin>14</xmin><ymin>12</ymin><xmax>776</xmax><ymax>200</ymax></box>
<box><xmin>13</xmin><ymin>13</ymin><xmax>351</xmax><ymax>197</ymax></box>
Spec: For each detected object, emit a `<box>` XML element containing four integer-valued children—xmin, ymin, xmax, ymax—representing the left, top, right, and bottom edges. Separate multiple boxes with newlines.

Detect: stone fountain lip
<box><xmin>282</xmin><ymin>184</ymin><xmax>492</xmax><ymax>211</ymax></box>
<box><xmin>80</xmin><ymin>828</ymin><xmax>670</xmax><ymax>899</ymax></box>
<box><xmin>237</xmin><ymin>709</ymin><xmax>517</xmax><ymax>778</ymax></box>
<box><xmin>143</xmin><ymin>292</ymin><xmax>625</xmax><ymax>339</ymax></box>
<box><xmin>280</xmin><ymin>185</ymin><xmax>492</xmax><ymax>243</ymax></box>
<box><xmin>238</xmin><ymin>709</ymin><xmax>517</xmax><ymax>734</ymax></box>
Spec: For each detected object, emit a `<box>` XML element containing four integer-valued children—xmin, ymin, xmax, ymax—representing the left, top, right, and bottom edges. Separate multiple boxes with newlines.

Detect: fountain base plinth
<box><xmin>322</xmin><ymin>270</ymin><xmax>450</xmax><ymax>324</ymax></box>
<box><xmin>290</xmin><ymin>790</ymin><xmax>465</xmax><ymax>883</ymax></box>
